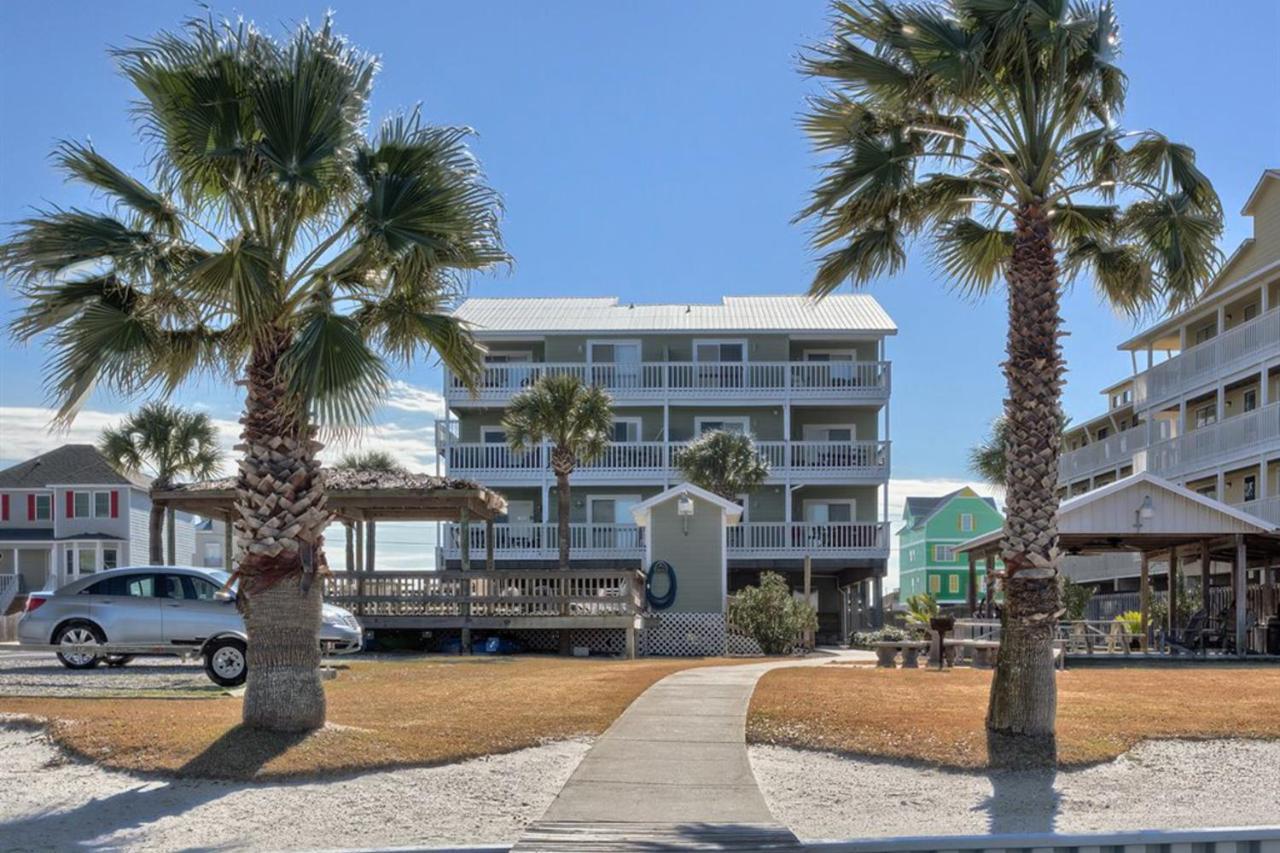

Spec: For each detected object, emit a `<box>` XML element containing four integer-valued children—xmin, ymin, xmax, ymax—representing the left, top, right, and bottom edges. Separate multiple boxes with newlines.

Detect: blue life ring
<box><xmin>645</xmin><ymin>560</ymin><xmax>677</xmax><ymax>610</ymax></box>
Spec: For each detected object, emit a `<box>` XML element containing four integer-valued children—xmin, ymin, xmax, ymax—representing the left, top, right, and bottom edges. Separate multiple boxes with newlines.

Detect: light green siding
<box><xmin>648</xmin><ymin>493</ymin><xmax>726</xmax><ymax>613</ymax></box>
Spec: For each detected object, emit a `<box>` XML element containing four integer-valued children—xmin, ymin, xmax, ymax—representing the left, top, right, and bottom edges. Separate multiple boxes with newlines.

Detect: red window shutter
<box><xmin>111</xmin><ymin>491</ymin><xmax>119</xmax><ymax>518</ymax></box>
<box><xmin>1</xmin><ymin>495</ymin><xmax>8</xmax><ymax>521</ymax></box>
<box><xmin>67</xmin><ymin>491</ymin><xmax>75</xmax><ymax>518</ymax></box>
<box><xmin>28</xmin><ymin>494</ymin><xmax>36</xmax><ymax>521</ymax></box>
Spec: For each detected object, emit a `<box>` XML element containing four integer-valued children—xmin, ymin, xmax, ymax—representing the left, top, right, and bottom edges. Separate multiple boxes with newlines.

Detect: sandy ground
<box><xmin>751</xmin><ymin>738</ymin><xmax>1280</xmax><ymax>840</ymax></box>
<box><xmin>0</xmin><ymin>723</ymin><xmax>590</xmax><ymax>852</ymax></box>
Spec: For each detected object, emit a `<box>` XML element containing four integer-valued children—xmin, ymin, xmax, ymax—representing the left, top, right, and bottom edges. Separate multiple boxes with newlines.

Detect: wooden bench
<box><xmin>871</xmin><ymin>640</ymin><xmax>930</xmax><ymax>668</ymax></box>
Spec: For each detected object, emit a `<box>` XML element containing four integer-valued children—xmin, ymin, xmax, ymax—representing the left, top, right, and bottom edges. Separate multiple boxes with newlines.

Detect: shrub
<box><xmin>1115</xmin><ymin>610</ymin><xmax>1143</xmax><ymax>637</ymax></box>
<box><xmin>1060</xmin><ymin>577</ymin><xmax>1095</xmax><ymax>621</ymax></box>
<box><xmin>729</xmin><ymin>571</ymin><xmax>818</xmax><ymax>655</ymax></box>
<box><xmin>849</xmin><ymin>626</ymin><xmax>907</xmax><ymax>649</ymax></box>
<box><xmin>905</xmin><ymin>592</ymin><xmax>939</xmax><ymax>627</ymax></box>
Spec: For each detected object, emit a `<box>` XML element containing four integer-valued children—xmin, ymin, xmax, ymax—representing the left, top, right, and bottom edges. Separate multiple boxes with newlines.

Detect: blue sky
<box><xmin>1</xmin><ymin>1</ymin><xmax>1277</xmax><ymax>577</ymax></box>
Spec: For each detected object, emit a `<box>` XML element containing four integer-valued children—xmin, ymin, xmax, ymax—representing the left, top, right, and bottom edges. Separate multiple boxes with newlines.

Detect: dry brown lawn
<box><xmin>747</xmin><ymin>666</ymin><xmax>1280</xmax><ymax>768</ymax></box>
<box><xmin>0</xmin><ymin>655</ymin><xmax>741</xmax><ymax>780</ymax></box>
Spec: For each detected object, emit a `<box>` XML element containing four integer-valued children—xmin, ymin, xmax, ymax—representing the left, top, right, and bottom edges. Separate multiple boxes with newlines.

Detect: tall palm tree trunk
<box><xmin>987</xmin><ymin>201</ymin><xmax>1064</xmax><ymax>767</ymax></box>
<box><xmin>554</xmin><ymin>469</ymin><xmax>572</xmax><ymax>570</ymax></box>
<box><xmin>236</xmin><ymin>332</ymin><xmax>331</xmax><ymax>732</ymax></box>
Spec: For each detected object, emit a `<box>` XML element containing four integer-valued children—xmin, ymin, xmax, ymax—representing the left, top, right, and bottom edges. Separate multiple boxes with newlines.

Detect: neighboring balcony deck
<box><xmin>444</xmin><ymin>439</ymin><xmax>891</xmax><ymax>484</ymax></box>
<box><xmin>439</xmin><ymin>521</ymin><xmax>892</xmax><ymax>562</ymax></box>
<box><xmin>445</xmin><ymin>360</ymin><xmax>891</xmax><ymax>406</ymax></box>
<box><xmin>1058</xmin><ymin>401</ymin><xmax>1279</xmax><ymax>485</ymax></box>
<box><xmin>1133</xmin><ymin>306</ymin><xmax>1280</xmax><ymax>410</ymax></box>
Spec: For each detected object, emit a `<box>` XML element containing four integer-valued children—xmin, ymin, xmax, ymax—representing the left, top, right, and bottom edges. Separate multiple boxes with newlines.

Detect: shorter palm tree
<box><xmin>968</xmin><ymin>417</ymin><xmax>1011</xmax><ymax>487</ymax></box>
<box><xmin>99</xmin><ymin>403</ymin><xmax>223</xmax><ymax>564</ymax></box>
<box><xmin>333</xmin><ymin>451</ymin><xmax>408</xmax><ymax>570</ymax></box>
<box><xmin>503</xmin><ymin>374</ymin><xmax>613</xmax><ymax>569</ymax></box>
<box><xmin>676</xmin><ymin>430</ymin><xmax>769</xmax><ymax>501</ymax></box>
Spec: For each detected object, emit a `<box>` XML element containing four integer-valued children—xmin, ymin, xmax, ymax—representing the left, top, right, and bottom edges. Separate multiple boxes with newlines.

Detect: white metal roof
<box><xmin>451</xmin><ymin>295</ymin><xmax>897</xmax><ymax>335</ymax></box>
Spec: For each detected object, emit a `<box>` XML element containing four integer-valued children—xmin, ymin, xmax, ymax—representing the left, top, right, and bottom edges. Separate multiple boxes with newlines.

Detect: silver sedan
<box><xmin>18</xmin><ymin>566</ymin><xmax>362</xmax><ymax>686</ymax></box>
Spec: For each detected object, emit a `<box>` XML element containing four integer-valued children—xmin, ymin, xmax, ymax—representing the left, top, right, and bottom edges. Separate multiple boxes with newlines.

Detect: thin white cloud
<box><xmin>382</xmin><ymin>381</ymin><xmax>446</xmax><ymax>418</ymax></box>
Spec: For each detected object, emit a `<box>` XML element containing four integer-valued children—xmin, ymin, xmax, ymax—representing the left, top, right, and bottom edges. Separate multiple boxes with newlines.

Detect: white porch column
<box><xmin>1216</xmin><ymin>382</ymin><xmax>1226</xmax><ymax>422</ymax></box>
<box><xmin>1216</xmin><ymin>470</ymin><xmax>1226</xmax><ymax>500</ymax></box>
<box><xmin>1234</xmin><ymin>534</ymin><xmax>1248</xmax><ymax>658</ymax></box>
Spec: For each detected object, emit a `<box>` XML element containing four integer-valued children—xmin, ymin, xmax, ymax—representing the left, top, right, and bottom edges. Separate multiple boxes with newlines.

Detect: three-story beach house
<box><xmin>1056</xmin><ymin>168</ymin><xmax>1280</xmax><ymax>590</ymax></box>
<box><xmin>438</xmin><ymin>295</ymin><xmax>895</xmax><ymax>643</ymax></box>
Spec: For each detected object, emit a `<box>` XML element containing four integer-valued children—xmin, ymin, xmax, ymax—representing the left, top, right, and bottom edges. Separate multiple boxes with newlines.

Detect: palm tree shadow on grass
<box><xmin>177</xmin><ymin>723</ymin><xmax>312</xmax><ymax>780</ymax></box>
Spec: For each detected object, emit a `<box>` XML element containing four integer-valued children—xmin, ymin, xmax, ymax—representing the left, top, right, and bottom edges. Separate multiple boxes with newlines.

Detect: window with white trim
<box><xmin>959</xmin><ymin>513</ymin><xmax>975</xmax><ymax>533</ymax></box>
<box><xmin>949</xmin><ymin>575</ymin><xmax>960</xmax><ymax>594</ymax></box>
<box><xmin>102</xmin><ymin>548</ymin><xmax>118</xmax><ymax>570</ymax></box>
<box><xmin>72</xmin><ymin>492</ymin><xmax>91</xmax><ymax>519</ymax></box>
<box><xmin>1194</xmin><ymin>404</ymin><xmax>1217</xmax><ymax>428</ymax></box>
<box><xmin>94</xmin><ymin>491</ymin><xmax>111</xmax><ymax>518</ymax></box>
<box><xmin>933</xmin><ymin>544</ymin><xmax>956</xmax><ymax>562</ymax></box>
<box><xmin>611</xmin><ymin>418</ymin><xmax>642</xmax><ymax>442</ymax></box>
<box><xmin>34</xmin><ymin>494</ymin><xmax>51</xmax><ymax>521</ymax></box>
<box><xmin>928</xmin><ymin>574</ymin><xmax>941</xmax><ymax>594</ymax></box>
<box><xmin>695</xmin><ymin>416</ymin><xmax>749</xmax><ymax>435</ymax></box>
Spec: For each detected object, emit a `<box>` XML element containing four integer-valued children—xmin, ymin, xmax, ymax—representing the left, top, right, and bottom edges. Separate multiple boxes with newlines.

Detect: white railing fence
<box><xmin>1145</xmin><ymin>401</ymin><xmax>1279</xmax><ymax>479</ymax></box>
<box><xmin>1135</xmin><ymin>305</ymin><xmax>1280</xmax><ymax>407</ymax></box>
<box><xmin>447</xmin><ymin>360</ymin><xmax>891</xmax><ymax>398</ymax></box>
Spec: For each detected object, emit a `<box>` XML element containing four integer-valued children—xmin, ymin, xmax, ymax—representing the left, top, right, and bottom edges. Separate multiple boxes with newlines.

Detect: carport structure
<box><xmin>957</xmin><ymin>473</ymin><xmax>1280</xmax><ymax>657</ymax></box>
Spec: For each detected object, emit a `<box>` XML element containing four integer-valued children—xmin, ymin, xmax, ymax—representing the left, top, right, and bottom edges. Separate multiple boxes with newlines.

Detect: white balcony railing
<box><xmin>1058</xmin><ymin>428</ymin><xmax>1150</xmax><ymax>482</ymax></box>
<box><xmin>444</xmin><ymin>440</ymin><xmax>890</xmax><ymax>482</ymax></box>
<box><xmin>440</xmin><ymin>521</ymin><xmax>891</xmax><ymax>561</ymax></box>
<box><xmin>1145</xmin><ymin>401</ymin><xmax>1280</xmax><ymax>480</ymax></box>
<box><xmin>1133</xmin><ymin>307</ymin><xmax>1280</xmax><ymax>408</ymax></box>
<box><xmin>447</xmin><ymin>360</ymin><xmax>890</xmax><ymax>403</ymax></box>
<box><xmin>1233</xmin><ymin>496</ymin><xmax>1280</xmax><ymax>526</ymax></box>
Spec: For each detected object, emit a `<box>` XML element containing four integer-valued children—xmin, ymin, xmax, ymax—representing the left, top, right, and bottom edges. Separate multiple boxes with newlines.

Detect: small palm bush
<box><xmin>729</xmin><ymin>571</ymin><xmax>817</xmax><ymax>655</ymax></box>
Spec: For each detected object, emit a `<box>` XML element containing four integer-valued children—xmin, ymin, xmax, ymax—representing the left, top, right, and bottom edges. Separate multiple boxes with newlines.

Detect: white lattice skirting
<box><xmin>640</xmin><ymin>612</ymin><xmax>728</xmax><ymax>656</ymax></box>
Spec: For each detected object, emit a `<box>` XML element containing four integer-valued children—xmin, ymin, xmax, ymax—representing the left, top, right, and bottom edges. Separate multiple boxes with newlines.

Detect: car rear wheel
<box><xmin>203</xmin><ymin>638</ymin><xmax>247</xmax><ymax>687</ymax></box>
<box><xmin>55</xmin><ymin>622</ymin><xmax>105</xmax><ymax>669</ymax></box>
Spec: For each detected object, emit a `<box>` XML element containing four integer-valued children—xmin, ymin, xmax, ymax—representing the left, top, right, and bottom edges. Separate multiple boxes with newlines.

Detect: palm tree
<box><xmin>2</xmin><ymin>16</ymin><xmax>507</xmax><ymax>732</ymax></box>
<box><xmin>969</xmin><ymin>417</ymin><xmax>1011</xmax><ymax>487</ymax></box>
<box><xmin>99</xmin><ymin>402</ymin><xmax>224</xmax><ymax>564</ymax></box>
<box><xmin>333</xmin><ymin>450</ymin><xmax>408</xmax><ymax>571</ymax></box>
<box><xmin>502</xmin><ymin>374</ymin><xmax>613</xmax><ymax>569</ymax></box>
<box><xmin>799</xmin><ymin>0</ymin><xmax>1222</xmax><ymax>765</ymax></box>
<box><xmin>675</xmin><ymin>430</ymin><xmax>770</xmax><ymax>501</ymax></box>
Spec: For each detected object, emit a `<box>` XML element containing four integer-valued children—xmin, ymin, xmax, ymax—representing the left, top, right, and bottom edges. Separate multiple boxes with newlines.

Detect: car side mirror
<box><xmin>215</xmin><ymin>590</ymin><xmax>236</xmax><ymax>603</ymax></box>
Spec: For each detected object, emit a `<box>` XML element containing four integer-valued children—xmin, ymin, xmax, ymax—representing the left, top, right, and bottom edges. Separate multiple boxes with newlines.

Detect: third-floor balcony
<box><xmin>446</xmin><ymin>360</ymin><xmax>891</xmax><ymax>405</ymax></box>
<box><xmin>1133</xmin><ymin>306</ymin><xmax>1280</xmax><ymax>409</ymax></box>
<box><xmin>444</xmin><ymin>439</ymin><xmax>890</xmax><ymax>484</ymax></box>
<box><xmin>1145</xmin><ymin>401</ymin><xmax>1280</xmax><ymax>480</ymax></box>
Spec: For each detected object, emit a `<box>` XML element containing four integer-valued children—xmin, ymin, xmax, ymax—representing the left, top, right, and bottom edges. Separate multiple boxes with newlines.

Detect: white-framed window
<box><xmin>611</xmin><ymin>417</ymin><xmax>642</xmax><ymax>443</ymax></box>
<box><xmin>693</xmin><ymin>340</ymin><xmax>747</xmax><ymax>363</ymax></box>
<box><xmin>204</xmin><ymin>542</ymin><xmax>223</xmax><ymax>565</ymax></box>
<box><xmin>803</xmin><ymin>500</ymin><xmax>855</xmax><ymax>523</ymax></box>
<box><xmin>933</xmin><ymin>544</ymin><xmax>956</xmax><ymax>562</ymax></box>
<box><xmin>929</xmin><ymin>574</ymin><xmax>941</xmax><ymax>594</ymax></box>
<box><xmin>695</xmin><ymin>416</ymin><xmax>749</xmax><ymax>435</ymax></box>
<box><xmin>33</xmin><ymin>494</ymin><xmax>51</xmax><ymax>521</ymax></box>
<box><xmin>76</xmin><ymin>546</ymin><xmax>98</xmax><ymax>575</ymax></box>
<box><xmin>801</xmin><ymin>424</ymin><xmax>856</xmax><ymax>442</ymax></box>
<box><xmin>586</xmin><ymin>495</ymin><xmax>642</xmax><ymax>525</ymax></box>
<box><xmin>483</xmin><ymin>351</ymin><xmax>532</xmax><ymax>364</ymax></box>
<box><xmin>72</xmin><ymin>492</ymin><xmax>91</xmax><ymax>519</ymax></box>
<box><xmin>480</xmin><ymin>426</ymin><xmax>507</xmax><ymax>444</ymax></box>
<box><xmin>587</xmin><ymin>339</ymin><xmax>641</xmax><ymax>364</ymax></box>
<box><xmin>1243</xmin><ymin>389</ymin><xmax>1258</xmax><ymax>412</ymax></box>
<box><xmin>1194</xmin><ymin>404</ymin><xmax>1217</xmax><ymax>429</ymax></box>
<box><xmin>1242</xmin><ymin>303</ymin><xmax>1259</xmax><ymax>323</ymax></box>
<box><xmin>959</xmin><ymin>513</ymin><xmax>975</xmax><ymax>533</ymax></box>
<box><xmin>1244</xmin><ymin>475</ymin><xmax>1257</xmax><ymax>503</ymax></box>
<box><xmin>94</xmin><ymin>491</ymin><xmax>112</xmax><ymax>518</ymax></box>
<box><xmin>102</xmin><ymin>548</ymin><xmax>118</xmax><ymax>570</ymax></box>
<box><xmin>1194</xmin><ymin>322</ymin><xmax>1216</xmax><ymax>345</ymax></box>
<box><xmin>948</xmin><ymin>575</ymin><xmax>960</xmax><ymax>594</ymax></box>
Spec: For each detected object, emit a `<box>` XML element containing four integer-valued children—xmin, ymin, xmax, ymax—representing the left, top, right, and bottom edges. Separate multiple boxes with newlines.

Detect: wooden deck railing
<box><xmin>323</xmin><ymin>568</ymin><xmax>646</xmax><ymax>621</ymax></box>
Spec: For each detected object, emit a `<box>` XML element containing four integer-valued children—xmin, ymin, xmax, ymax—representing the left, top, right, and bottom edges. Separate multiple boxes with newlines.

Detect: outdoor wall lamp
<box><xmin>677</xmin><ymin>492</ymin><xmax>695</xmax><ymax>535</ymax></box>
<box><xmin>1134</xmin><ymin>495</ymin><xmax>1155</xmax><ymax>532</ymax></box>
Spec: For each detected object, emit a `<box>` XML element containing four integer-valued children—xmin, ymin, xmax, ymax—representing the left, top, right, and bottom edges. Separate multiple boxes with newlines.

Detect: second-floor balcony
<box><xmin>1059</xmin><ymin>428</ymin><xmax>1150</xmax><ymax>483</ymax></box>
<box><xmin>444</xmin><ymin>439</ymin><xmax>890</xmax><ymax>484</ymax></box>
<box><xmin>1133</xmin><ymin>306</ymin><xmax>1280</xmax><ymax>409</ymax></box>
<box><xmin>441</xmin><ymin>521</ymin><xmax>892</xmax><ymax>562</ymax></box>
<box><xmin>446</xmin><ymin>360</ymin><xmax>891</xmax><ymax>405</ymax></box>
<box><xmin>1145</xmin><ymin>401</ymin><xmax>1280</xmax><ymax>480</ymax></box>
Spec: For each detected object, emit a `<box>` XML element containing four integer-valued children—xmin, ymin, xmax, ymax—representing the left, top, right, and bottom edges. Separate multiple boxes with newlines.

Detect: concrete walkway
<box><xmin>517</xmin><ymin>651</ymin><xmax>868</xmax><ymax>849</ymax></box>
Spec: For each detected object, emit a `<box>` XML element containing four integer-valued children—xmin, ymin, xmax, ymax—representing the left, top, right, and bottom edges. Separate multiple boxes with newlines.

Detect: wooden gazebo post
<box><xmin>1200</xmin><ymin>539</ymin><xmax>1212</xmax><ymax>619</ymax></box>
<box><xmin>459</xmin><ymin>506</ymin><xmax>471</xmax><ymax>655</ymax></box>
<box><xmin>1139</xmin><ymin>552</ymin><xmax>1150</xmax><ymax>652</ymax></box>
<box><xmin>966</xmin><ymin>551</ymin><xmax>978</xmax><ymax>615</ymax></box>
<box><xmin>1234</xmin><ymin>534</ymin><xmax>1248</xmax><ymax>659</ymax></box>
<box><xmin>1167</xmin><ymin>547</ymin><xmax>1180</xmax><ymax>642</ymax></box>
<box><xmin>984</xmin><ymin>553</ymin><xmax>995</xmax><ymax>617</ymax></box>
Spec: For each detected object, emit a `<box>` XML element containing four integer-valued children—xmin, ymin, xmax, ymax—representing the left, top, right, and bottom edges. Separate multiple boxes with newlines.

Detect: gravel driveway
<box><xmin>0</xmin><ymin>650</ymin><xmax>214</xmax><ymax>698</ymax></box>
<box><xmin>751</xmin><ymin>738</ymin><xmax>1280</xmax><ymax>840</ymax></box>
<box><xmin>0</xmin><ymin>721</ymin><xmax>589</xmax><ymax>851</ymax></box>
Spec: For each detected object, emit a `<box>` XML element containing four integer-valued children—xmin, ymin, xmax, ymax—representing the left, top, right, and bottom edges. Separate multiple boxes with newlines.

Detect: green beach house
<box><xmin>898</xmin><ymin>487</ymin><xmax>1003</xmax><ymax>605</ymax></box>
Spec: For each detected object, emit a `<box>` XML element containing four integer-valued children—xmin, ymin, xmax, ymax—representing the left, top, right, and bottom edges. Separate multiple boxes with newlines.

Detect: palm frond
<box><xmin>934</xmin><ymin>218</ymin><xmax>1013</xmax><ymax>295</ymax></box>
<box><xmin>809</xmin><ymin>224</ymin><xmax>906</xmax><ymax>297</ymax></box>
<box><xmin>54</xmin><ymin>141</ymin><xmax>181</xmax><ymax>236</ymax></box>
<box><xmin>280</xmin><ymin>307</ymin><xmax>389</xmax><ymax>429</ymax></box>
